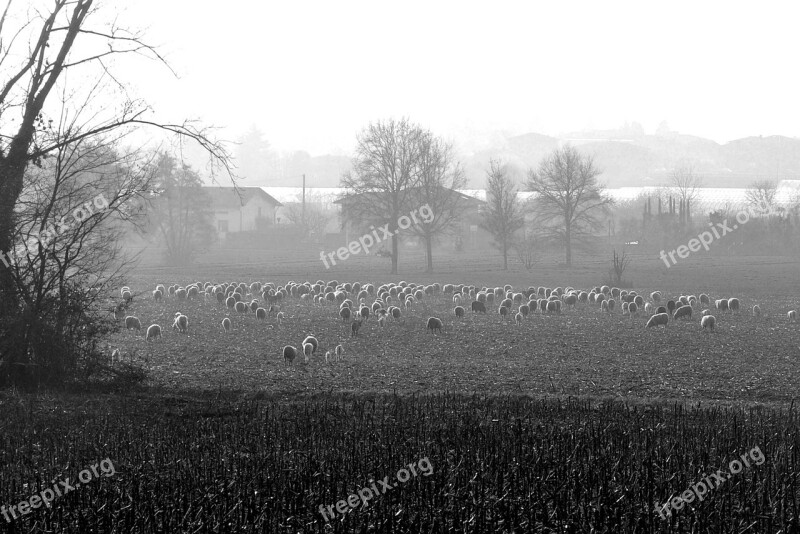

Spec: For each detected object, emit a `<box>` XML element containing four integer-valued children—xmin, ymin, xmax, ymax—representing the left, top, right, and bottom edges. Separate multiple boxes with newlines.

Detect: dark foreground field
<box><xmin>0</xmin><ymin>393</ymin><xmax>798</xmax><ymax>533</ymax></box>
<box><xmin>1</xmin><ymin>250</ymin><xmax>799</xmax><ymax>532</ymax></box>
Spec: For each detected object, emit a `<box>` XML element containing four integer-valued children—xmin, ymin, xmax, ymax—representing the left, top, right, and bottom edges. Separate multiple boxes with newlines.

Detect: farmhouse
<box><xmin>204</xmin><ymin>187</ymin><xmax>282</xmax><ymax>238</ymax></box>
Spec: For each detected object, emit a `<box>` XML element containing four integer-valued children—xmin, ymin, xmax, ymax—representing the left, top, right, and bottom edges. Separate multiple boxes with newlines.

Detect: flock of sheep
<box><xmin>111</xmin><ymin>280</ymin><xmax>798</xmax><ymax>363</ymax></box>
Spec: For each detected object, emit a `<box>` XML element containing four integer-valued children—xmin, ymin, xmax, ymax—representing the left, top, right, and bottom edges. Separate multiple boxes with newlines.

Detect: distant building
<box><xmin>204</xmin><ymin>187</ymin><xmax>282</xmax><ymax>238</ymax></box>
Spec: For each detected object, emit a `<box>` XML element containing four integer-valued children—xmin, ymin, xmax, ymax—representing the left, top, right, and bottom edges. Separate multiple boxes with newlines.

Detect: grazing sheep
<box><xmin>340</xmin><ymin>307</ymin><xmax>352</xmax><ymax>322</ymax></box>
<box><xmin>789</xmin><ymin>310</ymin><xmax>797</xmax><ymax>321</ymax></box>
<box><xmin>283</xmin><ymin>345</ymin><xmax>297</xmax><ymax>364</ymax></box>
<box><xmin>426</xmin><ymin>316</ymin><xmax>443</xmax><ymax>333</ymax></box>
<box><xmin>546</xmin><ymin>301</ymin><xmax>559</xmax><ymax>314</ymax></box>
<box><xmin>471</xmin><ymin>301</ymin><xmax>487</xmax><ymax>314</ymax></box>
<box><xmin>122</xmin><ymin>290</ymin><xmax>133</xmax><ymax>304</ymax></box>
<box><xmin>124</xmin><ymin>315</ymin><xmax>141</xmax><ymax>331</ymax></box>
<box><xmin>249</xmin><ymin>299</ymin><xmax>260</xmax><ymax>313</ymax></box>
<box><xmin>378</xmin><ymin>315</ymin><xmax>386</xmax><ymax>327</ymax></box>
<box><xmin>673</xmin><ymin>305</ymin><xmax>692</xmax><ymax>320</ymax></box>
<box><xmin>172</xmin><ymin>314</ymin><xmax>188</xmax><ymax>333</ymax></box>
<box><xmin>498</xmin><ymin>305</ymin><xmax>509</xmax><ymax>319</ymax></box>
<box><xmin>222</xmin><ymin>317</ymin><xmax>232</xmax><ymax>332</ymax></box>
<box><xmin>176</xmin><ymin>288</ymin><xmax>187</xmax><ymax>300</ymax></box>
<box><xmin>715</xmin><ymin>299</ymin><xmax>728</xmax><ymax>312</ymax></box>
<box><xmin>324</xmin><ymin>350</ymin><xmax>332</xmax><ymax>363</ymax></box>
<box><xmin>601</xmin><ymin>300</ymin><xmax>609</xmax><ymax>312</ymax></box>
<box><xmin>391</xmin><ymin>307</ymin><xmax>401</xmax><ymax>319</ymax></box>
<box><xmin>276</xmin><ymin>311</ymin><xmax>285</xmax><ymax>324</ymax></box>
<box><xmin>519</xmin><ymin>304</ymin><xmax>530</xmax><ymax>317</ymax></box>
<box><xmin>728</xmin><ymin>298</ymin><xmax>740</xmax><ymax>312</ymax></box>
<box><xmin>645</xmin><ymin>313</ymin><xmax>669</xmax><ymax>328</ymax></box>
<box><xmin>302</xmin><ymin>343</ymin><xmax>313</xmax><ymax>363</ymax></box>
<box><xmin>334</xmin><ymin>344</ymin><xmax>344</xmax><ymax>361</ymax></box>
<box><xmin>607</xmin><ymin>299</ymin><xmax>616</xmax><ymax>312</ymax></box>
<box><xmin>622</xmin><ymin>302</ymin><xmax>629</xmax><ymax>315</ymax></box>
<box><xmin>302</xmin><ymin>336</ymin><xmax>318</xmax><ymax>354</ymax></box>
<box><xmin>145</xmin><ymin>324</ymin><xmax>162</xmax><ymax>340</ymax></box>
<box><xmin>650</xmin><ymin>291</ymin><xmax>662</xmax><ymax>303</ymax></box>
<box><xmin>515</xmin><ymin>312</ymin><xmax>523</xmax><ymax>325</ymax></box>
<box><xmin>359</xmin><ymin>306</ymin><xmax>370</xmax><ymax>321</ymax></box>
<box><xmin>226</xmin><ymin>296</ymin><xmax>236</xmax><ymax>309</ymax></box>
<box><xmin>454</xmin><ymin>306</ymin><xmax>465</xmax><ymax>318</ymax></box>
<box><xmin>656</xmin><ymin>306</ymin><xmax>667</xmax><ymax>315</ymax></box>
<box><xmin>153</xmin><ymin>289</ymin><xmax>163</xmax><ymax>301</ymax></box>
<box><xmin>351</xmin><ymin>320</ymin><xmax>363</xmax><ymax>337</ymax></box>
<box><xmin>634</xmin><ymin>295</ymin><xmax>644</xmax><ymax>308</ymax></box>
<box><xmin>644</xmin><ymin>302</ymin><xmax>653</xmax><ymax>315</ymax></box>
<box><xmin>667</xmin><ymin>300</ymin><xmax>676</xmax><ymax>315</ymax></box>
<box><xmin>701</xmin><ymin>315</ymin><xmax>716</xmax><ymax>331</ymax></box>
<box><xmin>563</xmin><ymin>294</ymin><xmax>578</xmax><ymax>309</ymax></box>
<box><xmin>752</xmin><ymin>305</ymin><xmax>761</xmax><ymax>317</ymax></box>
<box><xmin>235</xmin><ymin>301</ymin><xmax>248</xmax><ymax>313</ymax></box>
<box><xmin>628</xmin><ymin>302</ymin><xmax>638</xmax><ymax>316</ymax></box>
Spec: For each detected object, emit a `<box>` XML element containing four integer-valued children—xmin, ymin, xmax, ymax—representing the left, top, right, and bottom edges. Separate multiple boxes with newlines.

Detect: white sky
<box><xmin>117</xmin><ymin>0</ymin><xmax>800</xmax><ymax>155</ymax></box>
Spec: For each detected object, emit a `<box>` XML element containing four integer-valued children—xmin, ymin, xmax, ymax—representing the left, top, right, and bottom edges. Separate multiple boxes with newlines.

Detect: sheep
<box><xmin>302</xmin><ymin>336</ymin><xmax>318</xmax><ymax>354</ymax></box>
<box><xmin>454</xmin><ymin>306</ymin><xmax>465</xmax><ymax>318</ymax></box>
<box><xmin>256</xmin><ymin>307</ymin><xmax>268</xmax><ymax>320</ymax></box>
<box><xmin>728</xmin><ymin>298</ymin><xmax>740</xmax><ymax>312</ymax></box>
<box><xmin>673</xmin><ymin>305</ymin><xmax>692</xmax><ymax>320</ymax></box>
<box><xmin>645</xmin><ymin>313</ymin><xmax>669</xmax><ymax>328</ymax></box>
<box><xmin>124</xmin><ymin>315</ymin><xmax>141</xmax><ymax>331</ymax></box>
<box><xmin>391</xmin><ymin>307</ymin><xmax>401</xmax><ymax>319</ymax></box>
<box><xmin>471</xmin><ymin>300</ymin><xmax>487</xmax><ymax>314</ymax></box>
<box><xmin>628</xmin><ymin>302</ymin><xmax>638</xmax><ymax>317</ymax></box>
<box><xmin>339</xmin><ymin>307</ymin><xmax>352</xmax><ymax>322</ymax></box>
<box><xmin>222</xmin><ymin>317</ymin><xmax>232</xmax><ymax>332</ymax></box>
<box><xmin>334</xmin><ymin>344</ymin><xmax>344</xmax><ymax>361</ymax></box>
<box><xmin>359</xmin><ymin>306</ymin><xmax>370</xmax><ymax>321</ymax></box>
<box><xmin>515</xmin><ymin>312</ymin><xmax>523</xmax><ymax>325</ymax></box>
<box><xmin>634</xmin><ymin>295</ymin><xmax>644</xmax><ymax>308</ymax></box>
<box><xmin>110</xmin><ymin>348</ymin><xmax>120</xmax><ymax>363</ymax></box>
<box><xmin>700</xmin><ymin>293</ymin><xmax>710</xmax><ymax>305</ymax></box>
<box><xmin>226</xmin><ymin>296</ymin><xmax>236</xmax><ymax>309</ymax></box>
<box><xmin>302</xmin><ymin>343</ymin><xmax>313</xmax><ymax>364</ymax></box>
<box><xmin>622</xmin><ymin>301</ymin><xmax>629</xmax><ymax>315</ymax></box>
<box><xmin>655</xmin><ymin>306</ymin><xmax>667</xmax><ymax>315</ymax></box>
<box><xmin>453</xmin><ymin>295</ymin><xmax>462</xmax><ymax>305</ymax></box>
<box><xmin>644</xmin><ymin>302</ymin><xmax>653</xmax><ymax>315</ymax></box>
<box><xmin>789</xmin><ymin>310</ymin><xmax>797</xmax><ymax>321</ymax></box>
<box><xmin>752</xmin><ymin>305</ymin><xmax>761</xmax><ymax>317</ymax></box>
<box><xmin>283</xmin><ymin>345</ymin><xmax>297</xmax><ymax>364</ymax></box>
<box><xmin>378</xmin><ymin>315</ymin><xmax>386</xmax><ymax>327</ymax></box>
<box><xmin>153</xmin><ymin>289</ymin><xmax>163</xmax><ymax>301</ymax></box>
<box><xmin>235</xmin><ymin>301</ymin><xmax>248</xmax><ymax>313</ymax></box>
<box><xmin>546</xmin><ymin>300</ymin><xmax>559</xmax><ymax>314</ymax></box>
<box><xmin>601</xmin><ymin>300</ymin><xmax>609</xmax><ymax>312</ymax></box>
<box><xmin>715</xmin><ymin>299</ymin><xmax>729</xmax><ymax>312</ymax></box>
<box><xmin>666</xmin><ymin>300</ymin><xmax>676</xmax><ymax>315</ymax></box>
<box><xmin>351</xmin><ymin>319</ymin><xmax>363</xmax><ymax>337</ymax></box>
<box><xmin>176</xmin><ymin>288</ymin><xmax>187</xmax><ymax>300</ymax></box>
<box><xmin>122</xmin><ymin>290</ymin><xmax>133</xmax><ymax>304</ymax></box>
<box><xmin>172</xmin><ymin>314</ymin><xmax>188</xmax><ymax>333</ymax></box>
<box><xmin>145</xmin><ymin>324</ymin><xmax>162</xmax><ymax>340</ymax></box>
<box><xmin>563</xmin><ymin>294</ymin><xmax>578</xmax><ymax>309</ymax></box>
<box><xmin>249</xmin><ymin>299</ymin><xmax>260</xmax><ymax>313</ymax></box>
<box><xmin>607</xmin><ymin>299</ymin><xmax>616</xmax><ymax>312</ymax></box>
<box><xmin>498</xmin><ymin>305</ymin><xmax>509</xmax><ymax>319</ymax></box>
<box><xmin>519</xmin><ymin>304</ymin><xmax>530</xmax><ymax>317</ymax></box>
<box><xmin>650</xmin><ymin>291</ymin><xmax>662</xmax><ymax>303</ymax></box>
<box><xmin>276</xmin><ymin>312</ymin><xmax>285</xmax><ymax>324</ymax></box>
<box><xmin>701</xmin><ymin>315</ymin><xmax>716</xmax><ymax>331</ymax></box>
<box><xmin>324</xmin><ymin>350</ymin><xmax>332</xmax><ymax>363</ymax></box>
<box><xmin>426</xmin><ymin>316</ymin><xmax>443</xmax><ymax>333</ymax></box>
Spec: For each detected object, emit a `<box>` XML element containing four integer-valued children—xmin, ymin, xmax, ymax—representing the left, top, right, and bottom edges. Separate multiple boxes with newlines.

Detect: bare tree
<box><xmin>745</xmin><ymin>179</ymin><xmax>778</xmax><ymax>212</ymax></box>
<box><xmin>340</xmin><ymin>118</ymin><xmax>426</xmax><ymax>274</ymax></box>
<box><xmin>145</xmin><ymin>154</ymin><xmax>215</xmax><ymax>265</ymax></box>
<box><xmin>670</xmin><ymin>160</ymin><xmax>703</xmax><ymax>207</ymax></box>
<box><xmin>407</xmin><ymin>133</ymin><xmax>467</xmax><ymax>272</ymax></box>
<box><xmin>527</xmin><ymin>146</ymin><xmax>612</xmax><ymax>266</ymax></box>
<box><xmin>0</xmin><ymin>1</ymin><xmax>232</xmax><ymax>385</ymax></box>
<box><xmin>282</xmin><ymin>193</ymin><xmax>332</xmax><ymax>239</ymax></box>
<box><xmin>480</xmin><ymin>159</ymin><xmax>525</xmax><ymax>270</ymax></box>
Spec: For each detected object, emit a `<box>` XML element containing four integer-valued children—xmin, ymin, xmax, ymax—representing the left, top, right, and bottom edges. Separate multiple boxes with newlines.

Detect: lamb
<box><xmin>249</xmin><ymin>299</ymin><xmax>260</xmax><ymax>313</ymax></box>
<box><xmin>645</xmin><ymin>313</ymin><xmax>669</xmax><ymax>328</ymax></box>
<box><xmin>727</xmin><ymin>298</ymin><xmax>740</xmax><ymax>312</ymax></box>
<box><xmin>351</xmin><ymin>319</ymin><xmax>363</xmax><ymax>337</ymax></box>
<box><xmin>644</xmin><ymin>302</ymin><xmax>653</xmax><ymax>315</ymax></box>
<box><xmin>519</xmin><ymin>304</ymin><xmax>530</xmax><ymax>317</ymax></box>
<box><xmin>359</xmin><ymin>306</ymin><xmax>370</xmax><ymax>321</ymax></box>
<box><xmin>302</xmin><ymin>343</ymin><xmax>313</xmax><ymax>364</ymax></box>
<box><xmin>634</xmin><ymin>295</ymin><xmax>644</xmax><ymax>308</ymax></box>
<box><xmin>302</xmin><ymin>336</ymin><xmax>318</xmax><ymax>354</ymax></box>
<box><xmin>172</xmin><ymin>314</ymin><xmax>188</xmax><ymax>333</ymax></box>
<box><xmin>622</xmin><ymin>302</ymin><xmax>629</xmax><ymax>315</ymax></box>
<box><xmin>124</xmin><ymin>315</ymin><xmax>141</xmax><ymax>331</ymax></box>
<box><xmin>283</xmin><ymin>345</ymin><xmax>297</xmax><ymax>364</ymax></box>
<box><xmin>471</xmin><ymin>300</ymin><xmax>487</xmax><ymax>314</ymax></box>
<box><xmin>701</xmin><ymin>315</ymin><xmax>716</xmax><ymax>331</ymax></box>
<box><xmin>334</xmin><ymin>344</ymin><xmax>344</xmax><ymax>361</ymax></box>
<box><xmin>426</xmin><ymin>316</ymin><xmax>443</xmax><ymax>333</ymax></box>
<box><xmin>176</xmin><ymin>288</ymin><xmax>187</xmax><ymax>300</ymax></box>
<box><xmin>789</xmin><ymin>310</ymin><xmax>797</xmax><ymax>321</ymax></box>
<box><xmin>145</xmin><ymin>324</ymin><xmax>162</xmax><ymax>340</ymax></box>
<box><xmin>254</xmin><ymin>307</ymin><xmax>267</xmax><ymax>320</ymax></box>
<box><xmin>222</xmin><ymin>317</ymin><xmax>232</xmax><ymax>332</ymax></box>
<box><xmin>515</xmin><ymin>312</ymin><xmax>523</xmax><ymax>325</ymax></box>
<box><xmin>752</xmin><ymin>305</ymin><xmax>761</xmax><ymax>317</ymax></box>
<box><xmin>454</xmin><ymin>306</ymin><xmax>465</xmax><ymax>318</ymax></box>
<box><xmin>673</xmin><ymin>305</ymin><xmax>692</xmax><ymax>320</ymax></box>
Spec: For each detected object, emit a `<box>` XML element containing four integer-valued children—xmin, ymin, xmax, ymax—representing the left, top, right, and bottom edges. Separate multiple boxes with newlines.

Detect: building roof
<box><xmin>333</xmin><ymin>186</ymin><xmax>486</xmax><ymax>206</ymax></box>
<box><xmin>203</xmin><ymin>187</ymin><xmax>282</xmax><ymax>211</ymax></box>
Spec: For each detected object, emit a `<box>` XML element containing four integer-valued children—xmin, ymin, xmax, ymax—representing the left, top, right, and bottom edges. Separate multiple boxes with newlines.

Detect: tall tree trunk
<box><xmin>565</xmin><ymin>226</ymin><xmax>572</xmax><ymax>266</ymax></box>
<box><xmin>502</xmin><ymin>240</ymin><xmax>508</xmax><ymax>270</ymax></box>
<box><xmin>425</xmin><ymin>235</ymin><xmax>433</xmax><ymax>273</ymax></box>
<box><xmin>391</xmin><ymin>234</ymin><xmax>398</xmax><ymax>274</ymax></box>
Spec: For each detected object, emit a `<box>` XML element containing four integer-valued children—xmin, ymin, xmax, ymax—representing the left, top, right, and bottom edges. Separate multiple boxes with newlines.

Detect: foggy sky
<box><xmin>124</xmin><ymin>0</ymin><xmax>800</xmax><ymax>155</ymax></box>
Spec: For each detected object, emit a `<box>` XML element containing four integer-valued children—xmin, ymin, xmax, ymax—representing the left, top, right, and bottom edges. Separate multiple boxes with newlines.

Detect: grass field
<box><xmin>2</xmin><ymin>247</ymin><xmax>800</xmax><ymax>532</ymax></box>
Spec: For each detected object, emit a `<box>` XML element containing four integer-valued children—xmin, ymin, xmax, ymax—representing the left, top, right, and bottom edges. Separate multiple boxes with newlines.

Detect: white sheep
<box><xmin>601</xmin><ymin>300</ymin><xmax>609</xmax><ymax>312</ymax></box>
<box><xmin>256</xmin><ymin>307</ymin><xmax>268</xmax><ymax>320</ymax></box>
<box><xmin>673</xmin><ymin>305</ymin><xmax>692</xmax><ymax>320</ymax></box>
<box><xmin>752</xmin><ymin>305</ymin><xmax>761</xmax><ymax>317</ymax></box>
<box><xmin>789</xmin><ymin>310</ymin><xmax>797</xmax><ymax>321</ymax></box>
<box><xmin>628</xmin><ymin>302</ymin><xmax>638</xmax><ymax>317</ymax></box>
<box><xmin>514</xmin><ymin>312</ymin><xmax>523</xmax><ymax>325</ymax></box>
<box><xmin>124</xmin><ymin>315</ymin><xmax>141</xmax><ymax>330</ymax></box>
<box><xmin>701</xmin><ymin>315</ymin><xmax>716</xmax><ymax>331</ymax></box>
<box><xmin>235</xmin><ymin>301</ymin><xmax>248</xmax><ymax>313</ymax></box>
<box><xmin>650</xmin><ymin>291</ymin><xmax>662</xmax><ymax>303</ymax></box>
<box><xmin>701</xmin><ymin>309</ymin><xmax>711</xmax><ymax>316</ymax></box>
<box><xmin>334</xmin><ymin>344</ymin><xmax>344</xmax><ymax>361</ymax></box>
<box><xmin>378</xmin><ymin>315</ymin><xmax>386</xmax><ymax>327</ymax></box>
<box><xmin>325</xmin><ymin>350</ymin><xmax>332</xmax><ymax>363</ymax></box>
<box><xmin>276</xmin><ymin>312</ymin><xmax>285</xmax><ymax>324</ymax></box>
<box><xmin>715</xmin><ymin>299</ymin><xmax>729</xmax><ymax>312</ymax></box>
<box><xmin>727</xmin><ymin>298</ymin><xmax>740</xmax><ymax>312</ymax></box>
<box><xmin>222</xmin><ymin>317</ymin><xmax>232</xmax><ymax>332</ymax></box>
<box><xmin>644</xmin><ymin>302</ymin><xmax>653</xmax><ymax>315</ymax></box>
<box><xmin>121</xmin><ymin>290</ymin><xmax>133</xmax><ymax>303</ymax></box>
<box><xmin>302</xmin><ymin>342</ymin><xmax>313</xmax><ymax>363</ymax></box>
<box><xmin>302</xmin><ymin>336</ymin><xmax>318</xmax><ymax>354</ymax></box>
<box><xmin>645</xmin><ymin>313</ymin><xmax>669</xmax><ymax>328</ymax></box>
<box><xmin>110</xmin><ymin>348</ymin><xmax>120</xmax><ymax>363</ymax></box>
<box><xmin>153</xmin><ymin>289</ymin><xmax>163</xmax><ymax>301</ymax></box>
<box><xmin>145</xmin><ymin>324</ymin><xmax>162</xmax><ymax>340</ymax></box>
<box><xmin>283</xmin><ymin>345</ymin><xmax>297</xmax><ymax>364</ymax></box>
<box><xmin>172</xmin><ymin>314</ymin><xmax>188</xmax><ymax>333</ymax></box>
